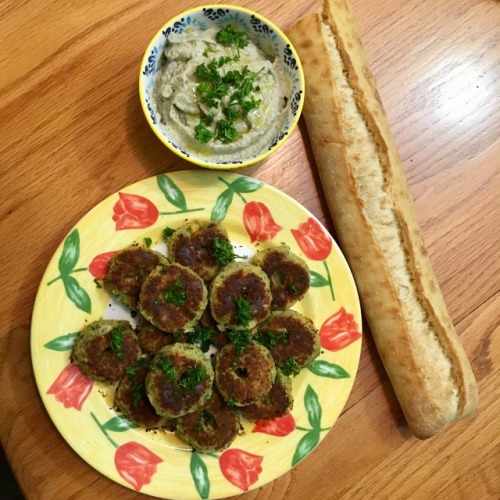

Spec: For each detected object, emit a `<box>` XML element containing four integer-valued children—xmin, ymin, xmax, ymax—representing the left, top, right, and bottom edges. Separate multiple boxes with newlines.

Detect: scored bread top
<box><xmin>287</xmin><ymin>0</ymin><xmax>478</xmax><ymax>438</ymax></box>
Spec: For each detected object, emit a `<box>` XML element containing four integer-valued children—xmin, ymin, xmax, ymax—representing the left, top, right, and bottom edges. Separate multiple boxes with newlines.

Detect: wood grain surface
<box><xmin>0</xmin><ymin>0</ymin><xmax>498</xmax><ymax>498</ymax></box>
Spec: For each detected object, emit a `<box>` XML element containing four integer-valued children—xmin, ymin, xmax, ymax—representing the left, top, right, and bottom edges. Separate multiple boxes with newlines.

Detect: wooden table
<box><xmin>1</xmin><ymin>0</ymin><xmax>498</xmax><ymax>498</ymax></box>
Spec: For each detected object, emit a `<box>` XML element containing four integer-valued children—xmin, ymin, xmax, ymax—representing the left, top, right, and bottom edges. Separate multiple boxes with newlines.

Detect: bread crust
<box><xmin>287</xmin><ymin>0</ymin><xmax>478</xmax><ymax>438</ymax></box>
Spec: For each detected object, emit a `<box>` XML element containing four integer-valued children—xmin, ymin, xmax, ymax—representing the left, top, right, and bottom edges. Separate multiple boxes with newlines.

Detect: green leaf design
<box><xmin>102</xmin><ymin>415</ymin><xmax>139</xmax><ymax>432</ymax></box>
<box><xmin>308</xmin><ymin>360</ymin><xmax>350</xmax><ymax>379</ymax></box>
<box><xmin>157</xmin><ymin>174</ymin><xmax>188</xmax><ymax>211</ymax></box>
<box><xmin>229</xmin><ymin>177</ymin><xmax>262</xmax><ymax>193</ymax></box>
<box><xmin>44</xmin><ymin>332</ymin><xmax>78</xmax><ymax>351</ymax></box>
<box><xmin>310</xmin><ymin>271</ymin><xmax>329</xmax><ymax>287</ymax></box>
<box><xmin>210</xmin><ymin>189</ymin><xmax>233</xmax><ymax>222</ymax></box>
<box><xmin>292</xmin><ymin>429</ymin><xmax>320</xmax><ymax>467</ymax></box>
<box><xmin>63</xmin><ymin>275</ymin><xmax>92</xmax><ymax>314</ymax></box>
<box><xmin>58</xmin><ymin>229</ymin><xmax>80</xmax><ymax>275</ymax></box>
<box><xmin>304</xmin><ymin>385</ymin><xmax>322</xmax><ymax>431</ymax></box>
<box><xmin>190</xmin><ymin>452</ymin><xmax>210</xmax><ymax>499</ymax></box>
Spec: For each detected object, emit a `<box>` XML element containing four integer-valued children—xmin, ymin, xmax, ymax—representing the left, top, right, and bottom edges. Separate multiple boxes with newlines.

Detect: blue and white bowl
<box><xmin>139</xmin><ymin>5</ymin><xmax>305</xmax><ymax>170</ymax></box>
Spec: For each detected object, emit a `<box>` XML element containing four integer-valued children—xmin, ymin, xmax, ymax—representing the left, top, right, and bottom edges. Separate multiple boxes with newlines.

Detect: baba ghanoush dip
<box><xmin>153</xmin><ymin>25</ymin><xmax>288</xmax><ymax>161</ymax></box>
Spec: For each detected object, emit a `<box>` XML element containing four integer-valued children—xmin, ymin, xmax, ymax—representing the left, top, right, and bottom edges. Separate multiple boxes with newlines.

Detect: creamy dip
<box><xmin>153</xmin><ymin>26</ymin><xmax>288</xmax><ymax>161</ymax></box>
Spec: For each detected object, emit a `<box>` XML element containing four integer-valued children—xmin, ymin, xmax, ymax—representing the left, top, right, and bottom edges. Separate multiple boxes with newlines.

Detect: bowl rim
<box><xmin>138</xmin><ymin>4</ymin><xmax>305</xmax><ymax>170</ymax></box>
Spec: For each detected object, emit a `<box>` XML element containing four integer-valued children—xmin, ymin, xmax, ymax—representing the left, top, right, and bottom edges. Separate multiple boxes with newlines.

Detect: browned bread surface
<box><xmin>287</xmin><ymin>0</ymin><xmax>478</xmax><ymax>439</ymax></box>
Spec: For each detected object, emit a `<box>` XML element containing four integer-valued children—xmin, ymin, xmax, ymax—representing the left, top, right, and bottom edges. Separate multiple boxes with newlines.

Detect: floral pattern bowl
<box><xmin>139</xmin><ymin>5</ymin><xmax>305</xmax><ymax>170</ymax></box>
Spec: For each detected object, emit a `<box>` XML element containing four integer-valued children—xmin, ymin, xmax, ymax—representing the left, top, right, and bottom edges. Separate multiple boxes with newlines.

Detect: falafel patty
<box><xmin>104</xmin><ymin>246</ymin><xmax>168</xmax><ymax>310</ymax></box>
<box><xmin>146</xmin><ymin>343</ymin><xmax>214</xmax><ymax>418</ymax></box>
<box><xmin>167</xmin><ymin>220</ymin><xmax>234</xmax><ymax>282</ymax></box>
<box><xmin>252</xmin><ymin>245</ymin><xmax>310</xmax><ymax>309</ymax></box>
<box><xmin>136</xmin><ymin>314</ymin><xmax>185</xmax><ymax>354</ymax></box>
<box><xmin>176</xmin><ymin>390</ymin><xmax>240</xmax><ymax>452</ymax></box>
<box><xmin>215</xmin><ymin>342</ymin><xmax>276</xmax><ymax>406</ymax></box>
<box><xmin>139</xmin><ymin>263</ymin><xmax>208</xmax><ymax>333</ymax></box>
<box><xmin>71</xmin><ymin>319</ymin><xmax>141</xmax><ymax>383</ymax></box>
<box><xmin>115</xmin><ymin>358</ymin><xmax>167</xmax><ymax>428</ymax></box>
<box><xmin>240</xmin><ymin>370</ymin><xmax>293</xmax><ymax>422</ymax></box>
<box><xmin>253</xmin><ymin>310</ymin><xmax>320</xmax><ymax>375</ymax></box>
<box><xmin>209</xmin><ymin>262</ymin><xmax>272</xmax><ymax>330</ymax></box>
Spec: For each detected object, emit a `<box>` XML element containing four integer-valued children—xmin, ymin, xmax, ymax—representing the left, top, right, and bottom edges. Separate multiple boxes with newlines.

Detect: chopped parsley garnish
<box><xmin>195</xmin><ymin>122</ymin><xmax>215</xmax><ymax>144</ymax></box>
<box><xmin>215</xmin><ymin>25</ymin><xmax>249</xmax><ymax>55</ymax></box>
<box><xmin>178</xmin><ymin>366</ymin><xmax>206</xmax><ymax>391</ymax></box>
<box><xmin>227</xmin><ymin>329</ymin><xmax>252</xmax><ymax>354</ymax></box>
<box><xmin>234</xmin><ymin>297</ymin><xmax>252</xmax><ymax>327</ymax></box>
<box><xmin>282</xmin><ymin>357</ymin><xmax>300</xmax><ymax>376</ymax></box>
<box><xmin>192</xmin><ymin>27</ymin><xmax>265</xmax><ymax>145</ymax></box>
<box><xmin>144</xmin><ymin>237</ymin><xmax>152</xmax><ymax>248</ymax></box>
<box><xmin>196</xmin><ymin>409</ymin><xmax>215</xmax><ymax>432</ymax></box>
<box><xmin>213</xmin><ymin>237</ymin><xmax>245</xmax><ymax>265</ymax></box>
<box><xmin>225</xmin><ymin>398</ymin><xmax>238</xmax><ymax>408</ymax></box>
<box><xmin>109</xmin><ymin>328</ymin><xmax>125</xmax><ymax>360</ymax></box>
<box><xmin>289</xmin><ymin>283</ymin><xmax>298</xmax><ymax>293</ymax></box>
<box><xmin>164</xmin><ymin>279</ymin><xmax>186</xmax><ymax>307</ymax></box>
<box><xmin>216</xmin><ymin>119</ymin><xmax>239</xmax><ymax>143</ymax></box>
<box><xmin>254</xmin><ymin>329</ymin><xmax>288</xmax><ymax>348</ymax></box>
<box><xmin>126</xmin><ymin>358</ymin><xmax>147</xmax><ymax>407</ymax></box>
<box><xmin>93</xmin><ymin>278</ymin><xmax>102</xmax><ymax>288</ymax></box>
<box><xmin>187</xmin><ymin>325</ymin><xmax>212</xmax><ymax>352</ymax></box>
<box><xmin>163</xmin><ymin>227</ymin><xmax>175</xmax><ymax>239</ymax></box>
<box><xmin>154</xmin><ymin>358</ymin><xmax>175</xmax><ymax>381</ymax></box>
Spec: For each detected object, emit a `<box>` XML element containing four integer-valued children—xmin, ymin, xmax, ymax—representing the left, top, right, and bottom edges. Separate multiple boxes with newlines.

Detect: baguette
<box><xmin>287</xmin><ymin>0</ymin><xmax>478</xmax><ymax>439</ymax></box>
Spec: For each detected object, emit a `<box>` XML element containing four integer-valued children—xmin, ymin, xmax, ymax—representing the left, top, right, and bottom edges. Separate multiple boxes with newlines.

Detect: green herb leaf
<box><xmin>164</xmin><ymin>279</ymin><xmax>186</xmax><ymax>307</ymax></box>
<box><xmin>144</xmin><ymin>237</ymin><xmax>152</xmax><ymax>248</ymax></box>
<box><xmin>157</xmin><ymin>174</ymin><xmax>188</xmax><ymax>211</ymax></box>
<box><xmin>234</xmin><ymin>297</ymin><xmax>252</xmax><ymax>327</ymax></box>
<box><xmin>292</xmin><ymin>429</ymin><xmax>320</xmax><ymax>467</ymax></box>
<box><xmin>281</xmin><ymin>357</ymin><xmax>300</xmax><ymax>376</ymax></box>
<box><xmin>307</xmin><ymin>360</ymin><xmax>351</xmax><ymax>379</ymax></box>
<box><xmin>216</xmin><ymin>119</ymin><xmax>239</xmax><ymax>143</ymax></box>
<box><xmin>195</xmin><ymin>122</ymin><xmax>215</xmax><ymax>144</ymax></box>
<box><xmin>109</xmin><ymin>327</ymin><xmax>125</xmax><ymax>360</ymax></box>
<box><xmin>43</xmin><ymin>332</ymin><xmax>78</xmax><ymax>351</ymax></box>
<box><xmin>227</xmin><ymin>329</ymin><xmax>252</xmax><ymax>354</ymax></box>
<box><xmin>154</xmin><ymin>358</ymin><xmax>175</xmax><ymax>381</ymax></box>
<box><xmin>216</xmin><ymin>25</ymin><xmax>249</xmax><ymax>51</ymax></box>
<box><xmin>62</xmin><ymin>275</ymin><xmax>92</xmax><ymax>314</ymax></box>
<box><xmin>163</xmin><ymin>227</ymin><xmax>175</xmax><ymax>239</ymax></box>
<box><xmin>187</xmin><ymin>326</ymin><xmax>212</xmax><ymax>352</ymax></box>
<box><xmin>58</xmin><ymin>229</ymin><xmax>80</xmax><ymax>275</ymax></box>
<box><xmin>213</xmin><ymin>237</ymin><xmax>244</xmax><ymax>266</ymax></box>
<box><xmin>179</xmin><ymin>366</ymin><xmax>206</xmax><ymax>391</ymax></box>
<box><xmin>190</xmin><ymin>452</ymin><xmax>210</xmax><ymax>500</ymax></box>
<box><xmin>254</xmin><ymin>329</ymin><xmax>288</xmax><ymax>348</ymax></box>
<box><xmin>241</xmin><ymin>98</ymin><xmax>261</xmax><ymax>116</ymax></box>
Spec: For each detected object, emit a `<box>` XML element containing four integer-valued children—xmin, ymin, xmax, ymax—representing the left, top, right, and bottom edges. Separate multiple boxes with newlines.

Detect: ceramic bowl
<box><xmin>139</xmin><ymin>5</ymin><xmax>305</xmax><ymax>170</ymax></box>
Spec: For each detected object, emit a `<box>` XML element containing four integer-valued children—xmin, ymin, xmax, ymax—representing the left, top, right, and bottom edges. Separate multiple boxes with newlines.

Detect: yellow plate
<box><xmin>31</xmin><ymin>170</ymin><xmax>362</xmax><ymax>499</ymax></box>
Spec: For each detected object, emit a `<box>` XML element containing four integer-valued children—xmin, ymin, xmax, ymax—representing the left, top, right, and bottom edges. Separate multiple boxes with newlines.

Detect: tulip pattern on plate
<box><xmin>33</xmin><ymin>170</ymin><xmax>362</xmax><ymax>499</ymax></box>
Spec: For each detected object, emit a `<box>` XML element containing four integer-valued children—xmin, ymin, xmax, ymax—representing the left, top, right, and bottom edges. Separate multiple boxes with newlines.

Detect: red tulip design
<box><xmin>114</xmin><ymin>442</ymin><xmax>163</xmax><ymax>491</ymax></box>
<box><xmin>291</xmin><ymin>218</ymin><xmax>335</xmax><ymax>300</ymax></box>
<box><xmin>46</xmin><ymin>363</ymin><xmax>93</xmax><ymax>411</ymax></box>
<box><xmin>112</xmin><ymin>192</ymin><xmax>159</xmax><ymax>230</ymax></box>
<box><xmin>291</xmin><ymin>217</ymin><xmax>332</xmax><ymax>261</ymax></box>
<box><xmin>219</xmin><ymin>449</ymin><xmax>263</xmax><ymax>492</ymax></box>
<box><xmin>252</xmin><ymin>413</ymin><xmax>296</xmax><ymax>436</ymax></box>
<box><xmin>243</xmin><ymin>201</ymin><xmax>282</xmax><ymax>243</ymax></box>
<box><xmin>320</xmin><ymin>307</ymin><xmax>362</xmax><ymax>351</ymax></box>
<box><xmin>88</xmin><ymin>251</ymin><xmax>117</xmax><ymax>279</ymax></box>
